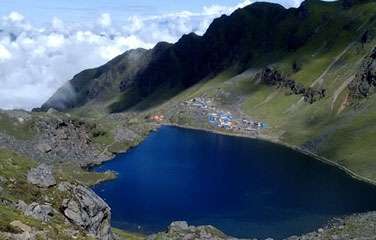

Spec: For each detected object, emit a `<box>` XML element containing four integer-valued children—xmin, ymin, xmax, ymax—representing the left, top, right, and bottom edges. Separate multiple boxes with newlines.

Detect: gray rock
<box><xmin>114</xmin><ymin>128</ymin><xmax>138</xmax><ymax>142</ymax></box>
<box><xmin>47</xmin><ymin>108</ymin><xmax>59</xmax><ymax>114</ymax></box>
<box><xmin>148</xmin><ymin>221</ymin><xmax>236</xmax><ymax>240</ymax></box>
<box><xmin>25</xmin><ymin>203</ymin><xmax>54</xmax><ymax>222</ymax></box>
<box><xmin>27</xmin><ymin>164</ymin><xmax>56</xmax><ymax>188</ymax></box>
<box><xmin>36</xmin><ymin>143</ymin><xmax>52</xmax><ymax>153</ymax></box>
<box><xmin>2</xmin><ymin>220</ymin><xmax>45</xmax><ymax>240</ymax></box>
<box><xmin>0</xmin><ymin>175</ymin><xmax>6</xmax><ymax>182</ymax></box>
<box><xmin>10</xmin><ymin>220</ymin><xmax>32</xmax><ymax>233</ymax></box>
<box><xmin>57</xmin><ymin>182</ymin><xmax>70</xmax><ymax>192</ymax></box>
<box><xmin>169</xmin><ymin>221</ymin><xmax>189</xmax><ymax>231</ymax></box>
<box><xmin>15</xmin><ymin>200</ymin><xmax>28</xmax><ymax>211</ymax></box>
<box><xmin>60</xmin><ymin>183</ymin><xmax>113</xmax><ymax>240</ymax></box>
<box><xmin>349</xmin><ymin>47</ymin><xmax>376</xmax><ymax>100</ymax></box>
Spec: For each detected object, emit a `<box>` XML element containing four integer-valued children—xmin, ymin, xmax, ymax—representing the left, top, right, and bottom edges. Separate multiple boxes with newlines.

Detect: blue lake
<box><xmin>93</xmin><ymin>126</ymin><xmax>376</xmax><ymax>239</ymax></box>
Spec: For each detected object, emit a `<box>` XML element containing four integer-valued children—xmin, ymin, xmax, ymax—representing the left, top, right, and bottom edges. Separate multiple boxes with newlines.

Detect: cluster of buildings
<box><xmin>242</xmin><ymin>119</ymin><xmax>267</xmax><ymax>131</ymax></box>
<box><xmin>184</xmin><ymin>97</ymin><xmax>212</xmax><ymax>110</ymax></box>
<box><xmin>183</xmin><ymin>97</ymin><xmax>267</xmax><ymax>132</ymax></box>
<box><xmin>208</xmin><ymin>112</ymin><xmax>234</xmax><ymax>128</ymax></box>
<box><xmin>150</xmin><ymin>114</ymin><xmax>165</xmax><ymax>122</ymax></box>
<box><xmin>208</xmin><ymin>113</ymin><xmax>266</xmax><ymax>131</ymax></box>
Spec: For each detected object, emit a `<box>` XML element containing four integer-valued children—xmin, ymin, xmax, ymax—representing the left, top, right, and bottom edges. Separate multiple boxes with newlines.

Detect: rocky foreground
<box><xmin>149</xmin><ymin>213</ymin><xmax>376</xmax><ymax>240</ymax></box>
<box><xmin>0</xmin><ymin>161</ymin><xmax>114</xmax><ymax>240</ymax></box>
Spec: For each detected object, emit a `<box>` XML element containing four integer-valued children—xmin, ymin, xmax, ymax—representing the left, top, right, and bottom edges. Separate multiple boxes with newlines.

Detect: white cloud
<box><xmin>5</xmin><ymin>11</ymin><xmax>25</xmax><ymax>23</ymax></box>
<box><xmin>98</xmin><ymin>13</ymin><xmax>112</xmax><ymax>27</ymax></box>
<box><xmin>52</xmin><ymin>17</ymin><xmax>64</xmax><ymax>31</ymax></box>
<box><xmin>0</xmin><ymin>0</ymin><xmax>303</xmax><ymax>110</ymax></box>
<box><xmin>0</xmin><ymin>44</ymin><xmax>12</xmax><ymax>61</ymax></box>
<box><xmin>46</xmin><ymin>34</ymin><xmax>65</xmax><ymax>48</ymax></box>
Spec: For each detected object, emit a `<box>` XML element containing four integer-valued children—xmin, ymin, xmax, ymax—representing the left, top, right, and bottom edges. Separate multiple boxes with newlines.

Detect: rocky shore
<box><xmin>147</xmin><ymin>213</ymin><xmax>376</xmax><ymax>240</ymax></box>
<box><xmin>1</xmin><ymin>109</ymin><xmax>376</xmax><ymax>240</ymax></box>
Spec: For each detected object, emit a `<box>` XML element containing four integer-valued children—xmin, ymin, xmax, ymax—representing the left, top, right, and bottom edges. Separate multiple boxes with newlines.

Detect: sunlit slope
<box><xmin>153</xmin><ymin>2</ymin><xmax>376</xmax><ymax>180</ymax></box>
<box><xmin>41</xmin><ymin>0</ymin><xmax>376</xmax><ymax>180</ymax></box>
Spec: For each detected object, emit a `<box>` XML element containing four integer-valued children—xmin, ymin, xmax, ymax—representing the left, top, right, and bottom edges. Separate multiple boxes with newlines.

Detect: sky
<box><xmin>0</xmin><ymin>0</ymin><xmax>305</xmax><ymax>110</ymax></box>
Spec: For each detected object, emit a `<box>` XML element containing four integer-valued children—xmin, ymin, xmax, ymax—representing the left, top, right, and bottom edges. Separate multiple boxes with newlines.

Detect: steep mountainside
<box><xmin>2</xmin><ymin>0</ymin><xmax>376</xmax><ymax>239</ymax></box>
<box><xmin>42</xmin><ymin>0</ymin><xmax>374</xmax><ymax>112</ymax></box>
<box><xmin>41</xmin><ymin>0</ymin><xmax>376</xmax><ymax>181</ymax></box>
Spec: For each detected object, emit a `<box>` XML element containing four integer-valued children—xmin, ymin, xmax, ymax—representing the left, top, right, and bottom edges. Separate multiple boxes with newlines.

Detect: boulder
<box><xmin>10</xmin><ymin>220</ymin><xmax>32</xmax><ymax>233</ymax></box>
<box><xmin>47</xmin><ymin>108</ymin><xmax>59</xmax><ymax>114</ymax></box>
<box><xmin>59</xmin><ymin>183</ymin><xmax>113</xmax><ymax>240</ymax></box>
<box><xmin>14</xmin><ymin>200</ymin><xmax>28</xmax><ymax>211</ymax></box>
<box><xmin>0</xmin><ymin>176</ymin><xmax>5</xmax><ymax>182</ymax></box>
<box><xmin>27</xmin><ymin>164</ymin><xmax>56</xmax><ymax>188</ymax></box>
<box><xmin>169</xmin><ymin>221</ymin><xmax>189</xmax><ymax>231</ymax></box>
<box><xmin>25</xmin><ymin>203</ymin><xmax>54</xmax><ymax>222</ymax></box>
<box><xmin>148</xmin><ymin>221</ymin><xmax>237</xmax><ymax>240</ymax></box>
<box><xmin>4</xmin><ymin>220</ymin><xmax>42</xmax><ymax>240</ymax></box>
<box><xmin>36</xmin><ymin>143</ymin><xmax>52</xmax><ymax>153</ymax></box>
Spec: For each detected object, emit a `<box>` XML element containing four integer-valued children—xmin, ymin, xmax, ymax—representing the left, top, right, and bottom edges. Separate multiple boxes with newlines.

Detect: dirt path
<box><xmin>254</xmin><ymin>90</ymin><xmax>280</xmax><ymax>109</ymax></box>
<box><xmin>310</xmin><ymin>42</ymin><xmax>355</xmax><ymax>88</ymax></box>
<box><xmin>289</xmin><ymin>42</ymin><xmax>355</xmax><ymax>109</ymax></box>
<box><xmin>331</xmin><ymin>75</ymin><xmax>354</xmax><ymax>111</ymax></box>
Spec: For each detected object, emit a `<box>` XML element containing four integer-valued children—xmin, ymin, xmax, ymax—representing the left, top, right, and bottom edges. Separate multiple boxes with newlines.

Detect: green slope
<box><xmin>41</xmin><ymin>0</ymin><xmax>376</xmax><ymax>182</ymax></box>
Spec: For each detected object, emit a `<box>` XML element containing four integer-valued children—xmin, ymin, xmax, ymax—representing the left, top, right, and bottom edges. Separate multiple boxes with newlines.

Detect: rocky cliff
<box><xmin>349</xmin><ymin>47</ymin><xmax>376</xmax><ymax>100</ymax></box>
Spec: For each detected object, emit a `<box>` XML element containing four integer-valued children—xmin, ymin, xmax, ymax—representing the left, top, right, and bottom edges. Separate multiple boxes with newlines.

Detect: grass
<box><xmin>113</xmin><ymin>228</ymin><xmax>146</xmax><ymax>240</ymax></box>
<box><xmin>0</xmin><ymin>148</ymin><xmax>36</xmax><ymax>180</ymax></box>
<box><xmin>0</xmin><ymin>205</ymin><xmax>42</xmax><ymax>233</ymax></box>
<box><xmin>0</xmin><ymin>113</ymin><xmax>36</xmax><ymax>140</ymax></box>
<box><xmin>146</xmin><ymin>2</ymin><xmax>376</xmax><ymax>183</ymax></box>
<box><xmin>0</xmin><ymin>148</ymin><xmax>114</xmax><ymax>239</ymax></box>
<box><xmin>54</xmin><ymin>164</ymin><xmax>117</xmax><ymax>186</ymax></box>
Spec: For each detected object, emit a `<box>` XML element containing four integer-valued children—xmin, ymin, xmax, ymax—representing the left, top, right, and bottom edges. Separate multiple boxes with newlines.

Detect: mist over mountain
<box><xmin>0</xmin><ymin>0</ymin><xmax>262</xmax><ymax>110</ymax></box>
<box><xmin>41</xmin><ymin>0</ymin><xmax>374</xmax><ymax>112</ymax></box>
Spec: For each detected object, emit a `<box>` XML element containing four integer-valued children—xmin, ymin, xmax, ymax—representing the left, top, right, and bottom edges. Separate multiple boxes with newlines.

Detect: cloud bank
<box><xmin>0</xmin><ymin>0</ymin><xmax>303</xmax><ymax>110</ymax></box>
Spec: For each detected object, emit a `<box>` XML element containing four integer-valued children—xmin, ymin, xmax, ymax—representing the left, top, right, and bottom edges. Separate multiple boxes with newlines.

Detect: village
<box><xmin>182</xmin><ymin>97</ymin><xmax>267</xmax><ymax>132</ymax></box>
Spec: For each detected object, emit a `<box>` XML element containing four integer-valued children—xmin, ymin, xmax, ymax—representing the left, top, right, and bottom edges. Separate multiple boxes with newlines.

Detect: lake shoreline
<box><xmin>164</xmin><ymin>123</ymin><xmax>376</xmax><ymax>188</ymax></box>
<box><xmin>93</xmin><ymin>123</ymin><xmax>376</xmax><ymax>239</ymax></box>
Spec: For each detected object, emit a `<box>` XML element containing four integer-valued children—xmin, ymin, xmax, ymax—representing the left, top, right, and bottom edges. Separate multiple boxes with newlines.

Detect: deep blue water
<box><xmin>93</xmin><ymin>126</ymin><xmax>376</xmax><ymax>239</ymax></box>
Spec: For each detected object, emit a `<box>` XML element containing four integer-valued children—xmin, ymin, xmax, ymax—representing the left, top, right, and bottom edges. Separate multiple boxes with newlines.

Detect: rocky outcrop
<box><xmin>33</xmin><ymin>117</ymin><xmax>111</xmax><ymax>165</ymax></box>
<box><xmin>24</xmin><ymin>203</ymin><xmax>54</xmax><ymax>222</ymax></box>
<box><xmin>35</xmin><ymin>143</ymin><xmax>52</xmax><ymax>153</ymax></box>
<box><xmin>0</xmin><ymin>220</ymin><xmax>48</xmax><ymax>240</ymax></box>
<box><xmin>12</xmin><ymin>200</ymin><xmax>55</xmax><ymax>223</ymax></box>
<box><xmin>0</xmin><ymin>110</ymin><xmax>112</xmax><ymax>166</ymax></box>
<box><xmin>148</xmin><ymin>221</ymin><xmax>240</xmax><ymax>240</ymax></box>
<box><xmin>27</xmin><ymin>164</ymin><xmax>56</xmax><ymax>188</ymax></box>
<box><xmin>348</xmin><ymin>47</ymin><xmax>376</xmax><ymax>100</ymax></box>
<box><xmin>258</xmin><ymin>67</ymin><xmax>326</xmax><ymax>104</ymax></box>
<box><xmin>58</xmin><ymin>182</ymin><xmax>113</xmax><ymax>240</ymax></box>
<box><xmin>286</xmin><ymin>211</ymin><xmax>376</xmax><ymax>240</ymax></box>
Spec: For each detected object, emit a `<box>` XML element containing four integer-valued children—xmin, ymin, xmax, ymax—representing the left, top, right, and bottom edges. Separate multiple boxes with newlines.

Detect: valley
<box><xmin>1</xmin><ymin>0</ymin><xmax>376</xmax><ymax>239</ymax></box>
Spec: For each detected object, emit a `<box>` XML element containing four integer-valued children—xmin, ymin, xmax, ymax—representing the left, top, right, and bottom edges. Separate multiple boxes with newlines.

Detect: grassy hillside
<box><xmin>137</xmin><ymin>1</ymin><xmax>376</xmax><ymax>182</ymax></box>
<box><xmin>40</xmin><ymin>0</ymin><xmax>376</xmax><ymax>182</ymax></box>
<box><xmin>41</xmin><ymin>0</ymin><xmax>372</xmax><ymax>112</ymax></box>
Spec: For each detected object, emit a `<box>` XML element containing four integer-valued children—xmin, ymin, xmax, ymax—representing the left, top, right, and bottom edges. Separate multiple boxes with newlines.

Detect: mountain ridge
<box><xmin>2</xmin><ymin>0</ymin><xmax>376</xmax><ymax>239</ymax></box>
<box><xmin>38</xmin><ymin>0</ymin><xmax>376</xmax><ymax>182</ymax></box>
<box><xmin>40</xmin><ymin>0</ymin><xmax>371</xmax><ymax>112</ymax></box>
